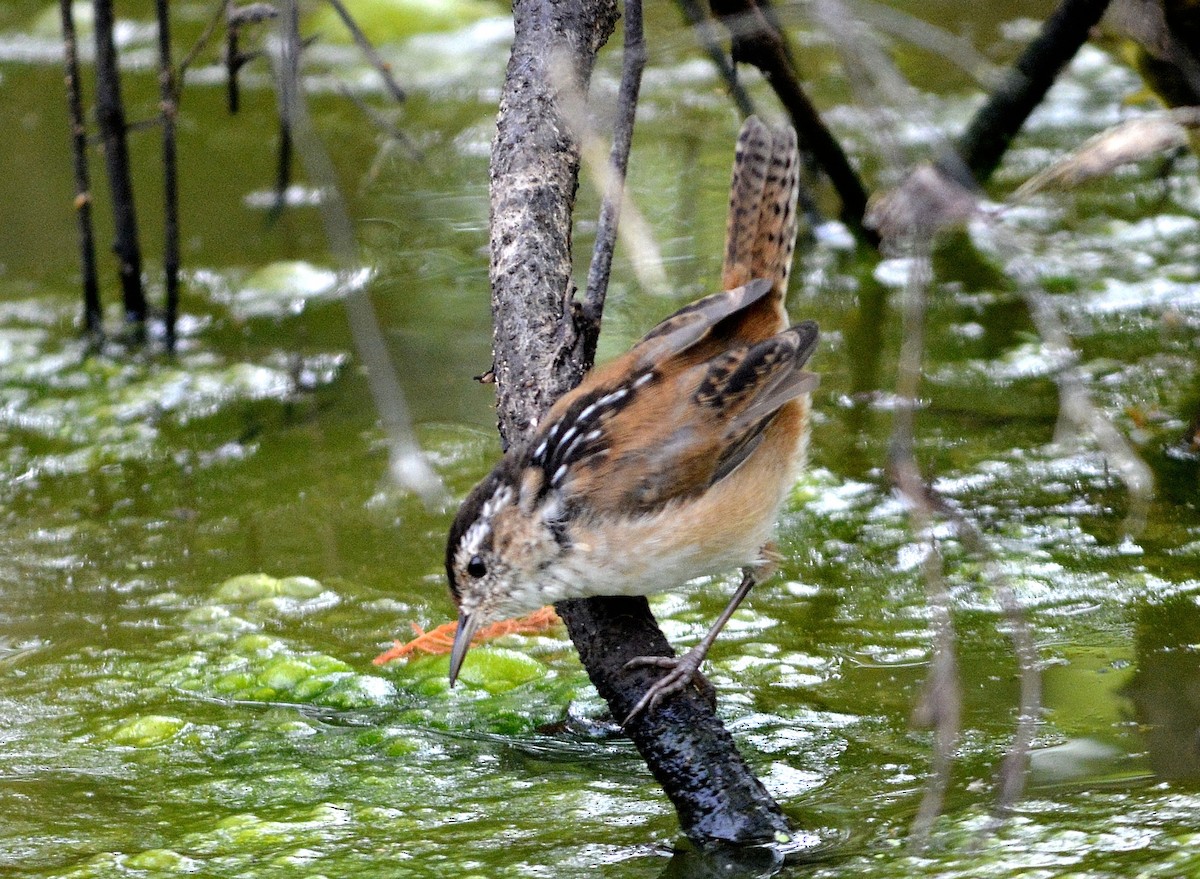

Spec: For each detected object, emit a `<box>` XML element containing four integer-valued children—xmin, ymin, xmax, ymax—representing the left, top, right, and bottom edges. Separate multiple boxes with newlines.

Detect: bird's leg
<box><xmin>623</xmin><ymin>548</ymin><xmax>779</xmax><ymax>726</ymax></box>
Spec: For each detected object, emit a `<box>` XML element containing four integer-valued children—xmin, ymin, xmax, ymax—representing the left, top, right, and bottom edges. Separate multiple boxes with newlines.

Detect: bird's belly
<box><xmin>557</xmin><ymin>415</ymin><xmax>805</xmax><ymax>597</ymax></box>
<box><xmin>560</xmin><ymin>523</ymin><xmax>762</xmax><ymax>599</ymax></box>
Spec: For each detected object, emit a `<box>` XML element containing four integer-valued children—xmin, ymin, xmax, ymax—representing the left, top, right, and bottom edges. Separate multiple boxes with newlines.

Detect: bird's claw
<box><xmin>621</xmin><ymin>650</ymin><xmax>707</xmax><ymax>728</ymax></box>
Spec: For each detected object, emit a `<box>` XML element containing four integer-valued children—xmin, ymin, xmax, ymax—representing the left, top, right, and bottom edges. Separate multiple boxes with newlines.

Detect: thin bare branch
<box><xmin>886</xmin><ymin>240</ymin><xmax>963</xmax><ymax>849</ymax></box>
<box><xmin>873</xmin><ymin>167</ymin><xmax>1046</xmax><ymax>840</ymax></box>
<box><xmin>156</xmin><ymin>0</ymin><xmax>182</xmax><ymax>353</ymax></box>
<box><xmin>810</xmin><ymin>0</ymin><xmax>974</xmax><ymax>190</ymax></box>
<box><xmin>709</xmin><ymin>0</ymin><xmax>876</xmax><ymax>243</ymax></box>
<box><xmin>849</xmin><ymin>0</ymin><xmax>1003</xmax><ymax>88</ymax></box>
<box><xmin>580</xmin><ymin>0</ymin><xmax>647</xmax><ymax>365</ymax></box>
<box><xmin>176</xmin><ymin>0</ymin><xmax>228</xmax><ymax>91</ymax></box>
<box><xmin>322</xmin><ymin>0</ymin><xmax>407</xmax><ymax>104</ymax></box>
<box><xmin>675</xmin><ymin>0</ymin><xmax>755</xmax><ymax>117</ymax></box>
<box><xmin>335</xmin><ymin>83</ymin><xmax>418</xmax><ymax>157</ymax></box>
<box><xmin>59</xmin><ymin>0</ymin><xmax>102</xmax><ymax>337</ymax></box>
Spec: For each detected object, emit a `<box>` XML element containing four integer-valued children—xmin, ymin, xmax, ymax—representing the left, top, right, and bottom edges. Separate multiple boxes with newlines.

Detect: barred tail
<box><xmin>721</xmin><ymin>117</ymin><xmax>800</xmax><ymax>300</ymax></box>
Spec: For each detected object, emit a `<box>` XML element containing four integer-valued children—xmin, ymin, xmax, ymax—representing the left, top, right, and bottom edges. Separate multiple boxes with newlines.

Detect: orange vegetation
<box><xmin>373</xmin><ymin>606</ymin><xmax>562</xmax><ymax>665</ymax></box>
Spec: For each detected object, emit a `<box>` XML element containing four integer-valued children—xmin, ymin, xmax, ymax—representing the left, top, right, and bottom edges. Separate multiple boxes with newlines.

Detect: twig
<box><xmin>1026</xmin><ymin>284</ymin><xmax>1154</xmax><ymax>535</ymax></box>
<box><xmin>335</xmin><ymin>82</ymin><xmax>420</xmax><ymax>160</ymax></box>
<box><xmin>58</xmin><ymin>0</ymin><xmax>102</xmax><ymax>338</ymax></box>
<box><xmin>675</xmin><ymin>0</ymin><xmax>826</xmax><ymax>232</ymax></box>
<box><xmin>674</xmin><ymin>0</ymin><xmax>755</xmax><ymax>117</ymax></box>
<box><xmin>978</xmin><ymin>213</ymin><xmax>1155</xmax><ymax>536</ymax></box>
<box><xmin>871</xmin><ymin>166</ymin><xmax>1046</xmax><ymax>838</ymax></box>
<box><xmin>176</xmin><ymin>0</ymin><xmax>227</xmax><ymax>94</ymax></box>
<box><xmin>322</xmin><ymin>0</ymin><xmax>407</xmax><ymax>104</ymax></box>
<box><xmin>895</xmin><ymin>478</ymin><xmax>1041</xmax><ymax>831</ymax></box>
<box><xmin>708</xmin><ymin>0</ymin><xmax>877</xmax><ymax>244</ymax></box>
<box><xmin>156</xmin><ymin>0</ymin><xmax>181</xmax><ymax>353</ymax></box>
<box><xmin>580</xmin><ymin>0</ymin><xmax>647</xmax><ymax>366</ymax></box>
<box><xmin>909</xmin><ymin>533</ymin><xmax>959</xmax><ymax>846</ymax></box>
<box><xmin>850</xmin><ymin>0</ymin><xmax>1003</xmax><ymax>89</ymax></box>
<box><xmin>809</xmin><ymin>0</ymin><xmax>974</xmax><ymax>191</ymax></box>
<box><xmin>93</xmin><ymin>0</ymin><xmax>147</xmax><ymax>331</ymax></box>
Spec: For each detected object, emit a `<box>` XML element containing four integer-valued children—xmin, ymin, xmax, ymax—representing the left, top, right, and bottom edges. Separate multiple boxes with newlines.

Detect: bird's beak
<box><xmin>448</xmin><ymin>612</ymin><xmax>479</xmax><ymax>687</ymax></box>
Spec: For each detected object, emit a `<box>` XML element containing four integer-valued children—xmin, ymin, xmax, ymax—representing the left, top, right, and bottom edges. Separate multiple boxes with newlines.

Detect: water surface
<box><xmin>1</xmin><ymin>2</ymin><xmax>1199</xmax><ymax>877</ymax></box>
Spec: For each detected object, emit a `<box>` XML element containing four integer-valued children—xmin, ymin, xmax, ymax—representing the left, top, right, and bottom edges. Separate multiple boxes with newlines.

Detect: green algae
<box><xmin>106</xmin><ymin>715</ymin><xmax>189</xmax><ymax>748</ymax></box>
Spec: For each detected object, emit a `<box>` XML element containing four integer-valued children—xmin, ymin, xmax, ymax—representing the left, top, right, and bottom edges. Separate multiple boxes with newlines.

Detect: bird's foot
<box><xmin>622</xmin><ymin>647</ymin><xmax>711</xmax><ymax>728</ymax></box>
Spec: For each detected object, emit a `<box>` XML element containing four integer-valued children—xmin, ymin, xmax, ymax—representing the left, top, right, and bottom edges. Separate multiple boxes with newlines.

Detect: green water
<box><xmin>2</xmin><ymin>1</ymin><xmax>1200</xmax><ymax>876</ymax></box>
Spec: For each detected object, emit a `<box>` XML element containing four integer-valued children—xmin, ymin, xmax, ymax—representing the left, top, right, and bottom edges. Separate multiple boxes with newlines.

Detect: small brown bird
<box><xmin>445</xmin><ymin>116</ymin><xmax>818</xmax><ymax>721</ymax></box>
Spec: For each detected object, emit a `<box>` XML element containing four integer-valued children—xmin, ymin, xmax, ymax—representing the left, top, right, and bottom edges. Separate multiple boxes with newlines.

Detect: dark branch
<box><xmin>226</xmin><ymin>0</ymin><xmax>243</xmax><ymax>113</ymax></box>
<box><xmin>93</xmin><ymin>0</ymin><xmax>147</xmax><ymax>329</ymax></box>
<box><xmin>675</xmin><ymin>0</ymin><xmax>756</xmax><ymax>117</ymax></box>
<box><xmin>708</xmin><ymin>0</ymin><xmax>877</xmax><ymax>245</ymax></box>
<box><xmin>59</xmin><ymin>0</ymin><xmax>102</xmax><ymax>337</ymax></box>
<box><xmin>156</xmin><ymin>0</ymin><xmax>181</xmax><ymax>353</ymax></box>
<box><xmin>958</xmin><ymin>0</ymin><xmax>1113</xmax><ymax>182</ymax></box>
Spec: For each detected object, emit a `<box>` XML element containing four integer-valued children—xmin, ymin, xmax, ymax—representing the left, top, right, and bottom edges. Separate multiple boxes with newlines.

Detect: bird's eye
<box><xmin>466</xmin><ymin>555</ymin><xmax>487</xmax><ymax>578</ymax></box>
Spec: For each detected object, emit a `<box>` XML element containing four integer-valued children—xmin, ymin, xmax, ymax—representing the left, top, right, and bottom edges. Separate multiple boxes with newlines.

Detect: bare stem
<box><xmin>674</xmin><ymin>0</ymin><xmax>755</xmax><ymax>117</ymax></box>
<box><xmin>709</xmin><ymin>0</ymin><xmax>876</xmax><ymax>244</ymax></box>
<box><xmin>323</xmin><ymin>0</ymin><xmax>407</xmax><ymax>104</ymax></box>
<box><xmin>887</xmin><ymin>242</ymin><xmax>963</xmax><ymax>848</ymax></box>
<box><xmin>59</xmin><ymin>0</ymin><xmax>102</xmax><ymax>337</ymax></box>
<box><xmin>93</xmin><ymin>0</ymin><xmax>147</xmax><ymax>331</ymax></box>
<box><xmin>156</xmin><ymin>0</ymin><xmax>181</xmax><ymax>353</ymax></box>
<box><xmin>580</xmin><ymin>0</ymin><xmax>647</xmax><ymax>365</ymax></box>
<box><xmin>177</xmin><ymin>0</ymin><xmax>227</xmax><ymax>95</ymax></box>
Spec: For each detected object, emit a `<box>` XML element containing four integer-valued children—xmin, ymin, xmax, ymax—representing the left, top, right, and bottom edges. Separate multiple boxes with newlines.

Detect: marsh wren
<box><xmin>445</xmin><ymin>117</ymin><xmax>817</xmax><ymax>722</ymax></box>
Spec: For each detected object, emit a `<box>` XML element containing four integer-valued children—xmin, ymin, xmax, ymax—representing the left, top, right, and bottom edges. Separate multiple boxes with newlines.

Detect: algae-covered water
<box><xmin>2</xmin><ymin>1</ymin><xmax>1200</xmax><ymax>876</ymax></box>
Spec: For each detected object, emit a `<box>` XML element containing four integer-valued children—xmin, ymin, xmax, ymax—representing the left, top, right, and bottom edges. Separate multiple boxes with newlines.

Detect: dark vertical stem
<box><xmin>156</xmin><ymin>0</ymin><xmax>181</xmax><ymax>353</ymax></box>
<box><xmin>958</xmin><ymin>0</ymin><xmax>1113</xmax><ymax>182</ymax></box>
<box><xmin>271</xmin><ymin>1</ymin><xmax>297</xmax><ymax>223</ymax></box>
<box><xmin>59</xmin><ymin>0</ymin><xmax>102</xmax><ymax>337</ymax></box>
<box><xmin>580</xmin><ymin>0</ymin><xmax>645</xmax><ymax>364</ymax></box>
<box><xmin>272</xmin><ymin>116</ymin><xmax>294</xmax><ymax>220</ymax></box>
<box><xmin>225</xmin><ymin>0</ymin><xmax>241</xmax><ymax>113</ymax></box>
<box><xmin>92</xmin><ymin>0</ymin><xmax>147</xmax><ymax>330</ymax></box>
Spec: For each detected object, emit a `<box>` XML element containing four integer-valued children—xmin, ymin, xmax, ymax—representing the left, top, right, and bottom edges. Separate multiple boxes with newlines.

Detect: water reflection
<box><xmin>1127</xmin><ymin>594</ymin><xmax>1200</xmax><ymax>783</ymax></box>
